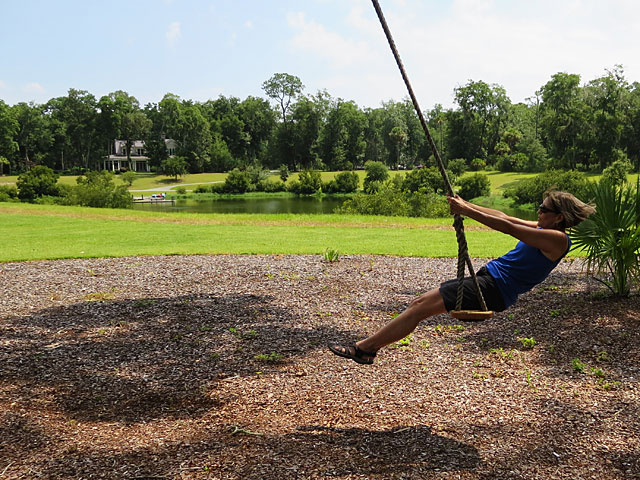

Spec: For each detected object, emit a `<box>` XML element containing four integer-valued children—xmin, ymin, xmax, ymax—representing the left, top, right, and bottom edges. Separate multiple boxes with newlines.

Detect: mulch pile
<box><xmin>1</xmin><ymin>254</ymin><xmax>639</xmax><ymax>479</ymax></box>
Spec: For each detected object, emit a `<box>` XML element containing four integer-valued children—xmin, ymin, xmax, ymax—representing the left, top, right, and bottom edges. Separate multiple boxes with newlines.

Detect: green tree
<box><xmin>16</xmin><ymin>165</ymin><xmax>60</xmax><ymax>200</ymax></box>
<box><xmin>262</xmin><ymin>73</ymin><xmax>304</xmax><ymax>125</ymax></box>
<box><xmin>388</xmin><ymin>126</ymin><xmax>408</xmax><ymax>168</ymax></box>
<box><xmin>0</xmin><ymin>100</ymin><xmax>18</xmax><ymax>173</ymax></box>
<box><xmin>173</xmin><ymin>102</ymin><xmax>212</xmax><ymax>172</ymax></box>
<box><xmin>583</xmin><ymin>66</ymin><xmax>630</xmax><ymax>170</ymax></box>
<box><xmin>363</xmin><ymin>161</ymin><xmax>389</xmax><ymax>193</ymax></box>
<box><xmin>162</xmin><ymin>156</ymin><xmax>188</xmax><ymax>180</ymax></box>
<box><xmin>449</xmin><ymin>80</ymin><xmax>510</xmax><ymax>161</ymax></box>
<box><xmin>121</xmin><ymin>111</ymin><xmax>152</xmax><ymax>165</ymax></box>
<box><xmin>238</xmin><ymin>96</ymin><xmax>277</xmax><ymax>163</ymax></box>
<box><xmin>12</xmin><ymin>102</ymin><xmax>53</xmax><ymax>170</ymax></box>
<box><xmin>96</xmin><ymin>90</ymin><xmax>139</xmax><ymax>159</ymax></box>
<box><xmin>571</xmin><ymin>179</ymin><xmax>640</xmax><ymax>296</ymax></box>
<box><xmin>319</xmin><ymin>100</ymin><xmax>367</xmax><ymax>170</ymax></box>
<box><xmin>52</xmin><ymin>89</ymin><xmax>99</xmax><ymax>169</ymax></box>
<box><xmin>120</xmin><ymin>170</ymin><xmax>137</xmax><ymax>187</ymax></box>
<box><xmin>539</xmin><ymin>73</ymin><xmax>585</xmax><ymax>169</ymax></box>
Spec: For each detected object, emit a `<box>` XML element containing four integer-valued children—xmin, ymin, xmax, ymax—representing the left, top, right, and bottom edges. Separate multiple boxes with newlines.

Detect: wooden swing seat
<box><xmin>450</xmin><ymin>309</ymin><xmax>493</xmax><ymax>321</ymax></box>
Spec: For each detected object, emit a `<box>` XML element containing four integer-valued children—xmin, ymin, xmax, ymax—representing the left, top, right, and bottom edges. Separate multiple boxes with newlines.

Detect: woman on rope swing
<box><xmin>329</xmin><ymin>190</ymin><xmax>595</xmax><ymax>365</ymax></box>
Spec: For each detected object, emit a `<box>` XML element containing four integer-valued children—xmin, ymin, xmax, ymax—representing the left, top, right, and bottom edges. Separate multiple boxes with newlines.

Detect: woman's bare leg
<box><xmin>356</xmin><ymin>288</ymin><xmax>446</xmax><ymax>354</ymax></box>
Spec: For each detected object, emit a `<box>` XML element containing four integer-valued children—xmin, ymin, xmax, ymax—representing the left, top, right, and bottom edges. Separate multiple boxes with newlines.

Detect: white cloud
<box><xmin>166</xmin><ymin>21</ymin><xmax>181</xmax><ymax>48</ymax></box>
<box><xmin>244</xmin><ymin>20</ymin><xmax>253</xmax><ymax>29</ymax></box>
<box><xmin>23</xmin><ymin>82</ymin><xmax>45</xmax><ymax>94</ymax></box>
<box><xmin>286</xmin><ymin>11</ymin><xmax>377</xmax><ymax>69</ymax></box>
<box><xmin>0</xmin><ymin>80</ymin><xmax>6</xmax><ymax>89</ymax></box>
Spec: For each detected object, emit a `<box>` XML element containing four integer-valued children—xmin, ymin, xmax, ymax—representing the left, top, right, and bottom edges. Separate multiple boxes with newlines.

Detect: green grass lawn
<box><xmin>0</xmin><ymin>202</ymin><xmax>553</xmax><ymax>262</ymax></box>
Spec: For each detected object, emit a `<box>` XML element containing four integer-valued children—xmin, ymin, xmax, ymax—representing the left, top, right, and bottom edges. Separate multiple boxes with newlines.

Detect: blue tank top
<box><xmin>485</xmin><ymin>233</ymin><xmax>570</xmax><ymax>308</ymax></box>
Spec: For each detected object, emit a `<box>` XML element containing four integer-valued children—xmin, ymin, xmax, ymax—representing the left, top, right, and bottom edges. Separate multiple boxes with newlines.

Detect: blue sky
<box><xmin>2</xmin><ymin>0</ymin><xmax>639</xmax><ymax>109</ymax></box>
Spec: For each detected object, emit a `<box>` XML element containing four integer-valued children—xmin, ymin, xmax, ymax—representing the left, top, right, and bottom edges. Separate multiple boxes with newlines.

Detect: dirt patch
<box><xmin>1</xmin><ymin>255</ymin><xmax>638</xmax><ymax>479</ymax></box>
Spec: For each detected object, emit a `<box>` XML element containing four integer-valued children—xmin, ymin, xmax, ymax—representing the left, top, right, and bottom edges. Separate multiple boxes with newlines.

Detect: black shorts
<box><xmin>439</xmin><ymin>266</ymin><xmax>506</xmax><ymax>312</ymax></box>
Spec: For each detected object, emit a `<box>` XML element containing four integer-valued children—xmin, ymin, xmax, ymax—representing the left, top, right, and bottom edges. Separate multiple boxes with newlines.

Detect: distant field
<box><xmin>2</xmin><ymin>170</ymin><xmax>629</xmax><ymax>196</ymax></box>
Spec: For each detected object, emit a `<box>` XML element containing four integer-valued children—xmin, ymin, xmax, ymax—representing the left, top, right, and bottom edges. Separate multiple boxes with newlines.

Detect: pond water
<box><xmin>131</xmin><ymin>195</ymin><xmax>349</xmax><ymax>215</ymax></box>
<box><xmin>131</xmin><ymin>195</ymin><xmax>539</xmax><ymax>220</ymax></box>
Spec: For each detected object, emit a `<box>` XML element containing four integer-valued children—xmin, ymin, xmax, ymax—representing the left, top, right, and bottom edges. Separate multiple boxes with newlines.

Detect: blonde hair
<box><xmin>545</xmin><ymin>190</ymin><xmax>596</xmax><ymax>229</ymax></box>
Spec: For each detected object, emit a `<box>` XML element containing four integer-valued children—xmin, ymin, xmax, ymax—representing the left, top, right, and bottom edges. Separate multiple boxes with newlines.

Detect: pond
<box><xmin>131</xmin><ymin>195</ymin><xmax>539</xmax><ymax>220</ymax></box>
<box><xmin>131</xmin><ymin>195</ymin><xmax>349</xmax><ymax>215</ymax></box>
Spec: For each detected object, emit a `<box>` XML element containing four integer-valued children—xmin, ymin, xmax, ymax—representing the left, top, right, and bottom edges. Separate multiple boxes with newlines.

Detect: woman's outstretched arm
<box><xmin>448</xmin><ymin>195</ymin><xmax>568</xmax><ymax>261</ymax></box>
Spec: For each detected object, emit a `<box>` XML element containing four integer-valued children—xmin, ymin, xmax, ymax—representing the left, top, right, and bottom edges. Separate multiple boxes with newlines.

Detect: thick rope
<box><xmin>370</xmin><ymin>0</ymin><xmax>488</xmax><ymax>312</ymax></box>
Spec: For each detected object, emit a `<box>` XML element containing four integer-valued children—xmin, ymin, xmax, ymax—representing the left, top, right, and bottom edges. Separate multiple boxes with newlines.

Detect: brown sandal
<box><xmin>328</xmin><ymin>343</ymin><xmax>377</xmax><ymax>365</ymax></box>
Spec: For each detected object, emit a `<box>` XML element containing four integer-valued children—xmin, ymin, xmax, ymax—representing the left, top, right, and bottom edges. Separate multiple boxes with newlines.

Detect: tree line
<box><xmin>0</xmin><ymin>66</ymin><xmax>639</xmax><ymax>177</ymax></box>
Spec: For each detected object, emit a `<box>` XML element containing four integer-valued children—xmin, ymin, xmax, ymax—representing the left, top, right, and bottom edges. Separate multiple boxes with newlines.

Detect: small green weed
<box><xmin>572</xmin><ymin>358</ymin><xmax>586</xmax><ymax>373</ymax></box>
<box><xmin>85</xmin><ymin>291</ymin><xmax>115</xmax><ymax>302</ymax></box>
<box><xmin>597</xmin><ymin>379</ymin><xmax>621</xmax><ymax>391</ymax></box>
<box><xmin>596</xmin><ymin>351</ymin><xmax>611</xmax><ymax>362</ymax></box>
<box><xmin>254</xmin><ymin>352</ymin><xmax>284</xmax><ymax>363</ymax></box>
<box><xmin>489</xmin><ymin>347</ymin><xmax>514</xmax><ymax>360</ymax></box>
<box><xmin>518</xmin><ymin>337</ymin><xmax>537</xmax><ymax>349</ymax></box>
<box><xmin>322</xmin><ymin>248</ymin><xmax>340</xmax><ymax>262</ymax></box>
<box><xmin>394</xmin><ymin>334</ymin><xmax>413</xmax><ymax>348</ymax></box>
<box><xmin>229</xmin><ymin>327</ymin><xmax>257</xmax><ymax>339</ymax></box>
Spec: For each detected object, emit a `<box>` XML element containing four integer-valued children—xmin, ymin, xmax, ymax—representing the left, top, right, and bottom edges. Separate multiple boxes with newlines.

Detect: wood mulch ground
<box><xmin>1</xmin><ymin>254</ymin><xmax>639</xmax><ymax>480</ymax></box>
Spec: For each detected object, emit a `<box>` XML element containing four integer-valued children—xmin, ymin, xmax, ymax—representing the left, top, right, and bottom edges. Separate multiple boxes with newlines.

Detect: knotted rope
<box><xmin>371</xmin><ymin>0</ymin><xmax>488</xmax><ymax>312</ymax></box>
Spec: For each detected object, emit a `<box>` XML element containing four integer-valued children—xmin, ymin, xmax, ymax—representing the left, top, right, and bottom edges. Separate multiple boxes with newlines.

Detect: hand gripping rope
<box><xmin>371</xmin><ymin>0</ymin><xmax>492</xmax><ymax>320</ymax></box>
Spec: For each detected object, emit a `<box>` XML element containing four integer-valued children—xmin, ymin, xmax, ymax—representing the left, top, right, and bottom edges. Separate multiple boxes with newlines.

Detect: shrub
<box><xmin>402</xmin><ymin>166</ymin><xmax>451</xmax><ymax>194</ymax></box>
<box><xmin>448</xmin><ymin>158</ymin><xmax>467</xmax><ymax>176</ymax></box>
<box><xmin>289</xmin><ymin>170</ymin><xmax>322</xmax><ymax>194</ymax></box>
<box><xmin>363</xmin><ymin>161</ymin><xmax>389</xmax><ymax>193</ymax></box>
<box><xmin>337</xmin><ymin>182</ymin><xmax>449</xmax><ymax>218</ymax></box>
<box><xmin>332</xmin><ymin>171</ymin><xmax>359</xmax><ymax>193</ymax></box>
<box><xmin>470</xmin><ymin>158</ymin><xmax>486</xmax><ymax>171</ymax></box>
<box><xmin>337</xmin><ymin>189</ymin><xmax>409</xmax><ymax>216</ymax></box>
<box><xmin>223</xmin><ymin>168</ymin><xmax>252</xmax><ymax>193</ymax></box>
<box><xmin>64</xmin><ymin>170</ymin><xmax>131</xmax><ymax>208</ymax></box>
<box><xmin>0</xmin><ymin>184</ymin><xmax>19</xmax><ymax>202</ymax></box>
<box><xmin>279</xmin><ymin>164</ymin><xmax>290</xmax><ymax>182</ymax></box>
<box><xmin>257</xmin><ymin>179</ymin><xmax>286</xmax><ymax>192</ymax></box>
<box><xmin>457</xmin><ymin>173</ymin><xmax>491</xmax><ymax>199</ymax></box>
<box><xmin>406</xmin><ymin>191</ymin><xmax>450</xmax><ymax>217</ymax></box>
<box><xmin>17</xmin><ymin>165</ymin><xmax>60</xmax><ymax>201</ymax></box>
<box><xmin>504</xmin><ymin>170</ymin><xmax>590</xmax><ymax>206</ymax></box>
<box><xmin>601</xmin><ymin>157</ymin><xmax>633</xmax><ymax>187</ymax></box>
<box><xmin>571</xmin><ymin>178</ymin><xmax>640</xmax><ymax>296</ymax></box>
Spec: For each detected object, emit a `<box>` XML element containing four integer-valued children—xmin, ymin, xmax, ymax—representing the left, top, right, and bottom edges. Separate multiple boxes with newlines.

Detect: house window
<box><xmin>137</xmin><ymin>148</ymin><xmax>145</xmax><ymax>156</ymax></box>
<box><xmin>168</xmin><ymin>148</ymin><xmax>176</xmax><ymax>155</ymax></box>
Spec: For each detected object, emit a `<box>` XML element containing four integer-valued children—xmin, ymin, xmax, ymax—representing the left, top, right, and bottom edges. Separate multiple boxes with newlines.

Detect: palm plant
<box><xmin>570</xmin><ymin>178</ymin><xmax>640</xmax><ymax>296</ymax></box>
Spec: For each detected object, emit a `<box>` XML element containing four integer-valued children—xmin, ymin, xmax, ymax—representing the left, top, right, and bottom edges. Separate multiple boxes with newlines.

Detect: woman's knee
<box><xmin>408</xmin><ymin>289</ymin><xmax>446</xmax><ymax>317</ymax></box>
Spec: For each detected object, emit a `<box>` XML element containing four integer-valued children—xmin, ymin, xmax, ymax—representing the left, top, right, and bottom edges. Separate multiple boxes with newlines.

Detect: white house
<box><xmin>103</xmin><ymin>138</ymin><xmax>177</xmax><ymax>172</ymax></box>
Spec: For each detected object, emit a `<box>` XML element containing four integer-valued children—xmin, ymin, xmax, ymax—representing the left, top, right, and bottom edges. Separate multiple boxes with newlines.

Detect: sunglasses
<box><xmin>538</xmin><ymin>203</ymin><xmax>559</xmax><ymax>214</ymax></box>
